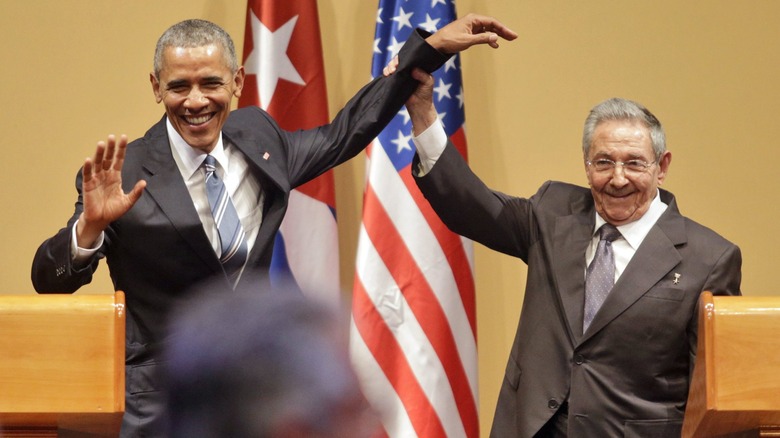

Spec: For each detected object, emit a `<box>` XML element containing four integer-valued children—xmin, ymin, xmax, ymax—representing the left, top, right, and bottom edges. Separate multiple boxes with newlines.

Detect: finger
<box><xmin>93</xmin><ymin>142</ymin><xmax>106</xmax><ymax>173</ymax></box>
<box><xmin>82</xmin><ymin>158</ymin><xmax>94</xmax><ymax>184</ymax></box>
<box><xmin>113</xmin><ymin>134</ymin><xmax>129</xmax><ymax>171</ymax></box>
<box><xmin>103</xmin><ymin>135</ymin><xmax>116</xmax><ymax>171</ymax></box>
<box><xmin>476</xmin><ymin>18</ymin><xmax>518</xmax><ymax>41</ymax></box>
<box><xmin>383</xmin><ymin>57</ymin><xmax>400</xmax><ymax>77</ymax></box>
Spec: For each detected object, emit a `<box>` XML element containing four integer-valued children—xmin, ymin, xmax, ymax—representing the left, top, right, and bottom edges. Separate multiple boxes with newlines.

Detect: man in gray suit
<box><xmin>398</xmin><ymin>68</ymin><xmax>742</xmax><ymax>436</ymax></box>
<box><xmin>31</xmin><ymin>16</ymin><xmax>517</xmax><ymax>437</ymax></box>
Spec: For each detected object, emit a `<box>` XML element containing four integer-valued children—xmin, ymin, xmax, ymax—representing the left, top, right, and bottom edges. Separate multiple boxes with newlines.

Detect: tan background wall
<box><xmin>2</xmin><ymin>1</ymin><xmax>778</xmax><ymax>435</ymax></box>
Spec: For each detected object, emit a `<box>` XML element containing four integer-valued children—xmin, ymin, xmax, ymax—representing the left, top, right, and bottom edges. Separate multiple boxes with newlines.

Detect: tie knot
<box><xmin>203</xmin><ymin>155</ymin><xmax>217</xmax><ymax>174</ymax></box>
<box><xmin>598</xmin><ymin>224</ymin><xmax>621</xmax><ymax>242</ymax></box>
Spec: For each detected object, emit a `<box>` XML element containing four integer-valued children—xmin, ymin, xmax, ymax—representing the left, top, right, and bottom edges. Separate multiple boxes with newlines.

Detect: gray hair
<box><xmin>153</xmin><ymin>19</ymin><xmax>238</xmax><ymax>79</ymax></box>
<box><xmin>582</xmin><ymin>97</ymin><xmax>666</xmax><ymax>161</ymax></box>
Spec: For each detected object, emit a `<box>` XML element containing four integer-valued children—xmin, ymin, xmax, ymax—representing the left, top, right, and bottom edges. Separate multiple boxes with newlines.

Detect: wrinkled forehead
<box><xmin>589</xmin><ymin>120</ymin><xmax>654</xmax><ymax>156</ymax></box>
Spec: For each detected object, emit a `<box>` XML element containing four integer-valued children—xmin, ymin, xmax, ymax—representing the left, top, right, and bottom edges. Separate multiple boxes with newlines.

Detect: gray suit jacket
<box><xmin>413</xmin><ymin>143</ymin><xmax>742</xmax><ymax>437</ymax></box>
<box><xmin>32</xmin><ymin>30</ymin><xmax>447</xmax><ymax>437</ymax></box>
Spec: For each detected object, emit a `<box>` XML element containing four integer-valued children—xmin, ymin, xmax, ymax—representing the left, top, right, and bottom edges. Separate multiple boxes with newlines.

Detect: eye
<box><xmin>625</xmin><ymin>160</ymin><xmax>649</xmax><ymax>171</ymax></box>
<box><xmin>201</xmin><ymin>78</ymin><xmax>226</xmax><ymax>90</ymax></box>
<box><xmin>166</xmin><ymin>83</ymin><xmax>189</xmax><ymax>93</ymax></box>
<box><xmin>593</xmin><ymin>159</ymin><xmax>614</xmax><ymax>171</ymax></box>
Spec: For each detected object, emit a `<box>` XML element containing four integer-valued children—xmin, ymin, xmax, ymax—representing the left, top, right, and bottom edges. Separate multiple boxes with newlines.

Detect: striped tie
<box><xmin>203</xmin><ymin>155</ymin><xmax>248</xmax><ymax>288</ymax></box>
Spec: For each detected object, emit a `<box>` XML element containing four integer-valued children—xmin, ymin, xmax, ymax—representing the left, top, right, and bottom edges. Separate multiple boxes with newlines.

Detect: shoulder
<box><xmin>533</xmin><ymin>180</ymin><xmax>592</xmax><ymax>206</ymax></box>
<box><xmin>225</xmin><ymin>107</ymin><xmax>276</xmax><ymax>130</ymax></box>
<box><xmin>661</xmin><ymin>189</ymin><xmax>739</xmax><ymax>253</ymax></box>
<box><xmin>121</xmin><ymin>116</ymin><xmax>168</xmax><ymax>164</ymax></box>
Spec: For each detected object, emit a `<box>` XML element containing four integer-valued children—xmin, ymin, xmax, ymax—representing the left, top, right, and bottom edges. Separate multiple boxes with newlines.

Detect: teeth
<box><xmin>185</xmin><ymin>114</ymin><xmax>211</xmax><ymax>125</ymax></box>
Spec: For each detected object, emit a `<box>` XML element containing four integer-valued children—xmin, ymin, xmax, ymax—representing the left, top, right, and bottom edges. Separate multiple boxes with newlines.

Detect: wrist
<box><xmin>76</xmin><ymin>213</ymin><xmax>107</xmax><ymax>248</ymax></box>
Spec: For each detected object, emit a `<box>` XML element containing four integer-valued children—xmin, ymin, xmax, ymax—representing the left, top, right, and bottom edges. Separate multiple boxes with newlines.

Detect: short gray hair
<box><xmin>153</xmin><ymin>19</ymin><xmax>238</xmax><ymax>79</ymax></box>
<box><xmin>582</xmin><ymin>98</ymin><xmax>666</xmax><ymax>161</ymax></box>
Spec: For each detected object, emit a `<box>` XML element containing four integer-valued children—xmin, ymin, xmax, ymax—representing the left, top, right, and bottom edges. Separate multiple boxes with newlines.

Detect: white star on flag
<box><xmin>434</xmin><ymin>78</ymin><xmax>452</xmax><ymax>102</ymax></box>
<box><xmin>392</xmin><ymin>7</ymin><xmax>414</xmax><ymax>30</ymax></box>
<box><xmin>437</xmin><ymin>111</ymin><xmax>447</xmax><ymax>128</ymax></box>
<box><xmin>398</xmin><ymin>107</ymin><xmax>411</xmax><ymax>124</ymax></box>
<box><xmin>420</xmin><ymin>13</ymin><xmax>441</xmax><ymax>33</ymax></box>
<box><xmin>387</xmin><ymin>36</ymin><xmax>404</xmax><ymax>58</ymax></box>
<box><xmin>391</xmin><ymin>129</ymin><xmax>413</xmax><ymax>153</ymax></box>
<box><xmin>243</xmin><ymin>12</ymin><xmax>305</xmax><ymax>110</ymax></box>
<box><xmin>444</xmin><ymin>56</ymin><xmax>457</xmax><ymax>72</ymax></box>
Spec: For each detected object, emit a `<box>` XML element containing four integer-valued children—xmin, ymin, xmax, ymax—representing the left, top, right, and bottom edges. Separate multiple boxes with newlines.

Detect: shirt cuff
<box><xmin>412</xmin><ymin>118</ymin><xmax>447</xmax><ymax>176</ymax></box>
<box><xmin>70</xmin><ymin>219</ymin><xmax>104</xmax><ymax>264</ymax></box>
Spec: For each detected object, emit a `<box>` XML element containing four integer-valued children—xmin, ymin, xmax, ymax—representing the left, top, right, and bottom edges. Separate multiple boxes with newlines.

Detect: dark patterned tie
<box><xmin>203</xmin><ymin>155</ymin><xmax>247</xmax><ymax>288</ymax></box>
<box><xmin>584</xmin><ymin>223</ymin><xmax>621</xmax><ymax>331</ymax></box>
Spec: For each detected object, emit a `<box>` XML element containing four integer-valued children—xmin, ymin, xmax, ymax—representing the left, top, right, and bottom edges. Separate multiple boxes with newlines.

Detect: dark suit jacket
<box><xmin>32</xmin><ymin>30</ymin><xmax>446</xmax><ymax>437</ymax></box>
<box><xmin>413</xmin><ymin>144</ymin><xmax>742</xmax><ymax>437</ymax></box>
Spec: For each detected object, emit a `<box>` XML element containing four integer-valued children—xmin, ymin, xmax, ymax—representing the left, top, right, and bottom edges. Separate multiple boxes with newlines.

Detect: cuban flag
<box><xmin>238</xmin><ymin>0</ymin><xmax>340</xmax><ymax>304</ymax></box>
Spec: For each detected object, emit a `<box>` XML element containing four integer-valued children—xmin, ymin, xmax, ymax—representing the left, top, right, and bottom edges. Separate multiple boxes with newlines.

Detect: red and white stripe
<box><xmin>351</xmin><ymin>135</ymin><xmax>477</xmax><ymax>437</ymax></box>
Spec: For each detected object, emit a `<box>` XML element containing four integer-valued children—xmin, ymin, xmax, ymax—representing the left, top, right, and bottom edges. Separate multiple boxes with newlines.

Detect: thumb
<box><xmin>128</xmin><ymin>180</ymin><xmax>147</xmax><ymax>204</ymax></box>
<box><xmin>473</xmin><ymin>32</ymin><xmax>500</xmax><ymax>48</ymax></box>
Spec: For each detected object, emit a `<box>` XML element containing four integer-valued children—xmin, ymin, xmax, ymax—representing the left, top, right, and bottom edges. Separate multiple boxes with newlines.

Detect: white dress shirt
<box><xmin>586</xmin><ymin>194</ymin><xmax>667</xmax><ymax>282</ymax></box>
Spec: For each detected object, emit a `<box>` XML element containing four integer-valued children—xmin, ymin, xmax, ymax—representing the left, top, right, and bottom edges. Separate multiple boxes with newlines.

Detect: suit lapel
<box><xmin>581</xmin><ymin>192</ymin><xmax>687</xmax><ymax>342</ymax></box>
<box><xmin>140</xmin><ymin>117</ymin><xmax>223</xmax><ymax>274</ymax></box>
<box><xmin>552</xmin><ymin>196</ymin><xmax>596</xmax><ymax>344</ymax></box>
<box><xmin>223</xmin><ymin>123</ymin><xmax>288</xmax><ymax>270</ymax></box>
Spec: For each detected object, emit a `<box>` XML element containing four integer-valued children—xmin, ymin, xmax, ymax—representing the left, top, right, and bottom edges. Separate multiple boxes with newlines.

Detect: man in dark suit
<box><xmin>399</xmin><ymin>69</ymin><xmax>742</xmax><ymax>436</ymax></box>
<box><xmin>31</xmin><ymin>16</ymin><xmax>517</xmax><ymax>437</ymax></box>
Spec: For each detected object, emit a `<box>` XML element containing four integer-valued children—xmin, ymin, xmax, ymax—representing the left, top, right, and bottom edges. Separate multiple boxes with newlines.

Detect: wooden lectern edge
<box><xmin>683</xmin><ymin>291</ymin><xmax>780</xmax><ymax>438</ymax></box>
<box><xmin>113</xmin><ymin>290</ymin><xmax>126</xmax><ymax>414</ymax></box>
<box><xmin>0</xmin><ymin>291</ymin><xmax>126</xmax><ymax>437</ymax></box>
<box><xmin>682</xmin><ymin>291</ymin><xmax>714</xmax><ymax>438</ymax></box>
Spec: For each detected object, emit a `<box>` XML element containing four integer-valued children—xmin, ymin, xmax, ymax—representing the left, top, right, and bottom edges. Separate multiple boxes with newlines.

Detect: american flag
<box><xmin>238</xmin><ymin>0</ymin><xmax>340</xmax><ymax>305</ymax></box>
<box><xmin>350</xmin><ymin>1</ymin><xmax>478</xmax><ymax>437</ymax></box>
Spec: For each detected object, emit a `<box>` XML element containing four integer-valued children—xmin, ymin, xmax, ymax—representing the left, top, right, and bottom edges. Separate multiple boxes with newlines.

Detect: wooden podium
<box><xmin>682</xmin><ymin>292</ymin><xmax>780</xmax><ymax>437</ymax></box>
<box><xmin>0</xmin><ymin>292</ymin><xmax>125</xmax><ymax>438</ymax></box>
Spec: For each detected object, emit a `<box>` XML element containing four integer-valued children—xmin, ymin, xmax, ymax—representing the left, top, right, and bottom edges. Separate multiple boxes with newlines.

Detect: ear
<box><xmin>150</xmin><ymin>73</ymin><xmax>163</xmax><ymax>104</ymax></box>
<box><xmin>232</xmin><ymin>66</ymin><xmax>245</xmax><ymax>99</ymax></box>
<box><xmin>656</xmin><ymin>151</ymin><xmax>672</xmax><ymax>184</ymax></box>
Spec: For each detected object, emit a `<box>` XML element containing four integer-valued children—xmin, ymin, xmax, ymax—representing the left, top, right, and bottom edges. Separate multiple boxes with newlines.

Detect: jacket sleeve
<box><xmin>31</xmin><ymin>169</ymin><xmax>101</xmax><ymax>293</ymax></box>
<box><xmin>412</xmin><ymin>140</ymin><xmax>539</xmax><ymax>260</ymax></box>
<box><xmin>280</xmin><ymin>29</ymin><xmax>450</xmax><ymax>188</ymax></box>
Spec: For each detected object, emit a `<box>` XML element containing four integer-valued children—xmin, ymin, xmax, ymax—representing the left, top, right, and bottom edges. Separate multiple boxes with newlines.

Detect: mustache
<box><xmin>603</xmin><ymin>188</ymin><xmax>634</xmax><ymax>198</ymax></box>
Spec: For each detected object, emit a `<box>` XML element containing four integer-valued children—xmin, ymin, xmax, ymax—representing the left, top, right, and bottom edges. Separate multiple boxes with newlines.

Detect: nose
<box><xmin>609</xmin><ymin>164</ymin><xmax>629</xmax><ymax>187</ymax></box>
<box><xmin>184</xmin><ymin>88</ymin><xmax>208</xmax><ymax>111</ymax></box>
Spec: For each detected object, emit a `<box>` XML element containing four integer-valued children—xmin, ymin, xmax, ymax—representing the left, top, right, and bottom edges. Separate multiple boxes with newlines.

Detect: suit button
<box><xmin>574</xmin><ymin>354</ymin><xmax>585</xmax><ymax>365</ymax></box>
<box><xmin>548</xmin><ymin>399</ymin><xmax>559</xmax><ymax>409</ymax></box>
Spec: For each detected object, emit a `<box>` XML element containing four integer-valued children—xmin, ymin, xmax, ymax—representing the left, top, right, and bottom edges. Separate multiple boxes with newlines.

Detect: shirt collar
<box><xmin>594</xmin><ymin>189</ymin><xmax>668</xmax><ymax>250</ymax></box>
<box><xmin>165</xmin><ymin>117</ymin><xmax>228</xmax><ymax>180</ymax></box>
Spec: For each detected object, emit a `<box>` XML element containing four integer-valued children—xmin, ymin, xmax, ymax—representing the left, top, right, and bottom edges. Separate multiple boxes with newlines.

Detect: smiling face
<box><xmin>585</xmin><ymin>119</ymin><xmax>671</xmax><ymax>226</ymax></box>
<box><xmin>151</xmin><ymin>44</ymin><xmax>244</xmax><ymax>153</ymax></box>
